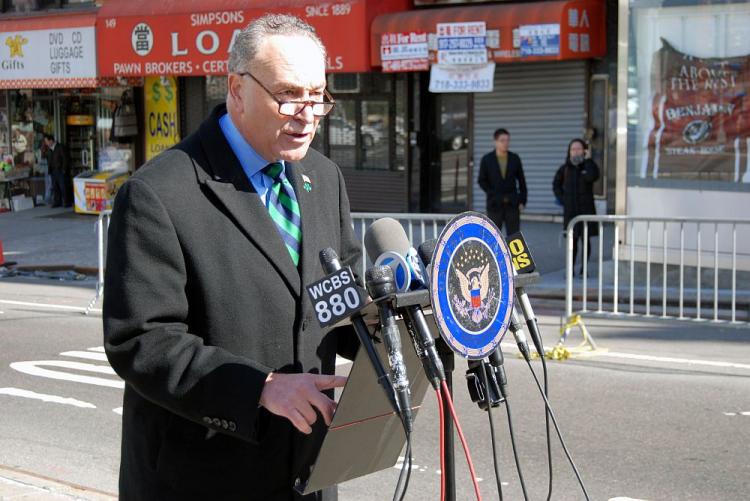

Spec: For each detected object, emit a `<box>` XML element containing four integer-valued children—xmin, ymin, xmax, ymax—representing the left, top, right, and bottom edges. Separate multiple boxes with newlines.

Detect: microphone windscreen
<box><xmin>365</xmin><ymin>265</ymin><xmax>396</xmax><ymax>298</ymax></box>
<box><xmin>364</xmin><ymin>217</ymin><xmax>411</xmax><ymax>262</ymax></box>
<box><xmin>319</xmin><ymin>247</ymin><xmax>339</xmax><ymax>267</ymax></box>
<box><xmin>417</xmin><ymin>239</ymin><xmax>437</xmax><ymax>266</ymax></box>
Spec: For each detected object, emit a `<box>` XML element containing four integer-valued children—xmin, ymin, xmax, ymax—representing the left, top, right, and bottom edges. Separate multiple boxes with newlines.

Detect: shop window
<box><xmin>6</xmin><ymin>0</ymin><xmax>57</xmax><ymax>12</ymax></box>
<box><xmin>9</xmin><ymin>90</ymin><xmax>35</xmax><ymax>171</ymax></box>
<box><xmin>0</xmin><ymin>92</ymin><xmax>10</xmax><ymax>169</ymax></box>
<box><xmin>205</xmin><ymin>76</ymin><xmax>227</xmax><ymax>113</ymax></box>
<box><xmin>328</xmin><ymin>100</ymin><xmax>357</xmax><ymax>169</ymax></box>
<box><xmin>627</xmin><ymin>0</ymin><xmax>750</xmax><ymax>190</ymax></box>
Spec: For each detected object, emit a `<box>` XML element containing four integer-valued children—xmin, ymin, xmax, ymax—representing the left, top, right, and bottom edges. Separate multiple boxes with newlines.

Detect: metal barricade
<box><xmin>562</xmin><ymin>215</ymin><xmax>750</xmax><ymax>346</ymax></box>
<box><xmin>84</xmin><ymin>210</ymin><xmax>112</xmax><ymax>315</ymax></box>
<box><xmin>350</xmin><ymin>212</ymin><xmax>456</xmax><ymax>278</ymax></box>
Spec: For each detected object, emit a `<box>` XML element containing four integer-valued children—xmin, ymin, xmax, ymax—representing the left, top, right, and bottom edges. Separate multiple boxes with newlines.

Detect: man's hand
<box><xmin>259</xmin><ymin>373</ymin><xmax>347</xmax><ymax>434</ymax></box>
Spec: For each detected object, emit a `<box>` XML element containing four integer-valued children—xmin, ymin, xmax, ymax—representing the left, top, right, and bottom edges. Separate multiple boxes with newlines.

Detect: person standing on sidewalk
<box><xmin>42</xmin><ymin>134</ymin><xmax>70</xmax><ymax>207</ymax></box>
<box><xmin>103</xmin><ymin>14</ymin><xmax>360</xmax><ymax>501</ymax></box>
<box><xmin>553</xmin><ymin>138</ymin><xmax>600</xmax><ymax>274</ymax></box>
<box><xmin>478</xmin><ymin>128</ymin><xmax>527</xmax><ymax>235</ymax></box>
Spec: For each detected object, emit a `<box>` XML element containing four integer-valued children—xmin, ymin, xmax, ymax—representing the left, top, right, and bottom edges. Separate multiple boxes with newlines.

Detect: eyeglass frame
<box><xmin>235</xmin><ymin>71</ymin><xmax>335</xmax><ymax>117</ymax></box>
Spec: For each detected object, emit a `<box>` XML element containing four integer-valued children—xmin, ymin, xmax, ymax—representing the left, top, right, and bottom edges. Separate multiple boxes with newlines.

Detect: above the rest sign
<box><xmin>429</xmin><ymin>63</ymin><xmax>495</xmax><ymax>93</ymax></box>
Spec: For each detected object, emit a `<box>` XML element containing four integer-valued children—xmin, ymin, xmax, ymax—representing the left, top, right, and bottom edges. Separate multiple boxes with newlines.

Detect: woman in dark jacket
<box><xmin>553</xmin><ymin>139</ymin><xmax>600</xmax><ymax>274</ymax></box>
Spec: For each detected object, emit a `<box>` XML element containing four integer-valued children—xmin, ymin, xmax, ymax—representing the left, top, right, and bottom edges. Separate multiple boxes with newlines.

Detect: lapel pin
<box><xmin>302</xmin><ymin>174</ymin><xmax>312</xmax><ymax>192</ymax></box>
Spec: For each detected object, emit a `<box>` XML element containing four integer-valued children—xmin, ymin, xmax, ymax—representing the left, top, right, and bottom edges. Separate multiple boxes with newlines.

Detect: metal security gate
<box><xmin>473</xmin><ymin>61</ymin><xmax>587</xmax><ymax>215</ymax></box>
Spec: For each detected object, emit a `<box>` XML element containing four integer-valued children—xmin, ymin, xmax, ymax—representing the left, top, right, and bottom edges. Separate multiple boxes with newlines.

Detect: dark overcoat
<box><xmin>477</xmin><ymin>150</ymin><xmax>528</xmax><ymax>210</ymax></box>
<box><xmin>552</xmin><ymin>159</ymin><xmax>600</xmax><ymax>237</ymax></box>
<box><xmin>103</xmin><ymin>104</ymin><xmax>361</xmax><ymax>500</ymax></box>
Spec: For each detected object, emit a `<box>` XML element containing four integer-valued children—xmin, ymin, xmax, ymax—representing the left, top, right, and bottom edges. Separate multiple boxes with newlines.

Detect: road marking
<box><xmin>724</xmin><ymin>411</ymin><xmax>750</xmax><ymax>416</ymax></box>
<box><xmin>0</xmin><ymin>387</ymin><xmax>96</xmax><ymax>409</ymax></box>
<box><xmin>335</xmin><ymin>356</ymin><xmax>351</xmax><ymax>367</ymax></box>
<box><xmin>500</xmin><ymin>342</ymin><xmax>750</xmax><ymax>371</ymax></box>
<box><xmin>87</xmin><ymin>346</ymin><xmax>105</xmax><ymax>353</ymax></box>
<box><xmin>10</xmin><ymin>360</ymin><xmax>124</xmax><ymax>389</ymax></box>
<box><xmin>609</xmin><ymin>498</ymin><xmax>650</xmax><ymax>501</ymax></box>
<box><xmin>0</xmin><ymin>299</ymin><xmax>100</xmax><ymax>314</ymax></box>
<box><xmin>113</xmin><ymin>407</ymin><xmax>123</xmax><ymax>415</ymax></box>
<box><xmin>60</xmin><ymin>350</ymin><xmax>109</xmax><ymax>362</ymax></box>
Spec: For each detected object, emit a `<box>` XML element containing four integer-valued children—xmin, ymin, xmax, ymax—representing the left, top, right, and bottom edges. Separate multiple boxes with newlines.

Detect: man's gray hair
<box><xmin>228</xmin><ymin>14</ymin><xmax>327</xmax><ymax>73</ymax></box>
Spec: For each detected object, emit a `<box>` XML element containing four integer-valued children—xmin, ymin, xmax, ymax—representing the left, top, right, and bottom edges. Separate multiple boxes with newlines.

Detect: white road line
<box><xmin>87</xmin><ymin>346</ymin><xmax>105</xmax><ymax>353</ymax></box>
<box><xmin>0</xmin><ymin>387</ymin><xmax>96</xmax><ymax>409</ymax></box>
<box><xmin>10</xmin><ymin>360</ymin><xmax>124</xmax><ymax>389</ymax></box>
<box><xmin>500</xmin><ymin>342</ymin><xmax>750</xmax><ymax>371</ymax></box>
<box><xmin>0</xmin><ymin>299</ymin><xmax>101</xmax><ymax>314</ymax></box>
<box><xmin>60</xmin><ymin>351</ymin><xmax>109</xmax><ymax>362</ymax></box>
<box><xmin>113</xmin><ymin>407</ymin><xmax>123</xmax><ymax>415</ymax></box>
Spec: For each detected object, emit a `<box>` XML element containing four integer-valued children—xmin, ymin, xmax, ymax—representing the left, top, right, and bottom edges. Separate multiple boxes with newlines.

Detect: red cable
<box><xmin>441</xmin><ymin>380</ymin><xmax>483</xmax><ymax>501</ymax></box>
<box><xmin>436</xmin><ymin>389</ymin><xmax>446</xmax><ymax>501</ymax></box>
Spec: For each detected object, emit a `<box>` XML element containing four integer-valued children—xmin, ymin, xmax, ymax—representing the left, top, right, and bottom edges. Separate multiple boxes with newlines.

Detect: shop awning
<box><xmin>97</xmin><ymin>0</ymin><xmax>410</xmax><ymax>77</ymax></box>
<box><xmin>0</xmin><ymin>11</ymin><xmax>98</xmax><ymax>89</ymax></box>
<box><xmin>371</xmin><ymin>0</ymin><xmax>606</xmax><ymax>68</ymax></box>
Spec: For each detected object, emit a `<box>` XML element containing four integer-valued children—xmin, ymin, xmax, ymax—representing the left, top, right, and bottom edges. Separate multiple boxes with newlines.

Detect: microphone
<box><xmin>509</xmin><ymin>306</ymin><xmax>531</xmax><ymax>362</ymax></box>
<box><xmin>514</xmin><ymin>273</ymin><xmax>546</xmax><ymax>358</ymax></box>
<box><xmin>417</xmin><ymin>239</ymin><xmax>437</xmax><ymax>281</ymax></box>
<box><xmin>364</xmin><ymin>218</ymin><xmax>425</xmax><ymax>292</ymax></box>
<box><xmin>366</xmin><ymin>221</ymin><xmax>445</xmax><ymax>389</ymax></box>
<box><xmin>319</xmin><ymin>248</ymin><xmax>399</xmax><ymax>415</ymax></box>
<box><xmin>365</xmin><ymin>265</ymin><xmax>413</xmax><ymax>432</ymax></box>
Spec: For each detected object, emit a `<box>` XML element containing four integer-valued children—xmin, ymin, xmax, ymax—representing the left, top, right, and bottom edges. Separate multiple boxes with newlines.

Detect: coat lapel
<box><xmin>195</xmin><ymin>105</ymin><xmax>301</xmax><ymax>296</ymax></box>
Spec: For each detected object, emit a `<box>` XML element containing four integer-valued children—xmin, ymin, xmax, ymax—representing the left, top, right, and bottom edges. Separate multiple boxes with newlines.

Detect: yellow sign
<box><xmin>144</xmin><ymin>76</ymin><xmax>180</xmax><ymax>161</ymax></box>
<box><xmin>5</xmin><ymin>35</ymin><xmax>27</xmax><ymax>58</ymax></box>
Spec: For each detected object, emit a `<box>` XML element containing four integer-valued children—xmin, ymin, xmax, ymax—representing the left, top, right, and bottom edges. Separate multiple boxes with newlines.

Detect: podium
<box><xmin>296</xmin><ymin>300</ymin><xmax>436</xmax><ymax>495</ymax></box>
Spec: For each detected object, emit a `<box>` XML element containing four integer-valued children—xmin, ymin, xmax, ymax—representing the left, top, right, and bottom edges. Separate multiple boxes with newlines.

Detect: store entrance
<box><xmin>424</xmin><ymin>92</ymin><xmax>473</xmax><ymax>213</ymax></box>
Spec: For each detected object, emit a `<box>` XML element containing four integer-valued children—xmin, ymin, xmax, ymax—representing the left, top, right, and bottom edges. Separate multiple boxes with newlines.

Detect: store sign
<box><xmin>381</xmin><ymin>31</ymin><xmax>429</xmax><ymax>72</ymax></box>
<box><xmin>98</xmin><ymin>1</ymin><xmax>370</xmax><ymax>76</ymax></box>
<box><xmin>643</xmin><ymin>40</ymin><xmax>750</xmax><ymax>183</ymax></box>
<box><xmin>144</xmin><ymin>76</ymin><xmax>180</xmax><ymax>162</ymax></box>
<box><xmin>436</xmin><ymin>22</ymin><xmax>487</xmax><ymax>65</ymax></box>
<box><xmin>429</xmin><ymin>63</ymin><xmax>495</xmax><ymax>93</ymax></box>
<box><xmin>519</xmin><ymin>24</ymin><xmax>560</xmax><ymax>57</ymax></box>
<box><xmin>0</xmin><ymin>27</ymin><xmax>96</xmax><ymax>87</ymax></box>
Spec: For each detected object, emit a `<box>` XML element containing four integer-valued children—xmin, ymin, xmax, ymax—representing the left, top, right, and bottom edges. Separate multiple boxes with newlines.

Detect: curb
<box><xmin>0</xmin><ymin>465</ymin><xmax>116</xmax><ymax>500</ymax></box>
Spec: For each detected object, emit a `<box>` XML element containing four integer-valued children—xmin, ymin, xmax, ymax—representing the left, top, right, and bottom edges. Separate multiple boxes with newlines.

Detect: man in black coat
<box><xmin>477</xmin><ymin>128</ymin><xmax>527</xmax><ymax>235</ymax></box>
<box><xmin>553</xmin><ymin>138</ymin><xmax>600</xmax><ymax>273</ymax></box>
<box><xmin>43</xmin><ymin>134</ymin><xmax>70</xmax><ymax>207</ymax></box>
<box><xmin>103</xmin><ymin>14</ymin><xmax>360</xmax><ymax>500</ymax></box>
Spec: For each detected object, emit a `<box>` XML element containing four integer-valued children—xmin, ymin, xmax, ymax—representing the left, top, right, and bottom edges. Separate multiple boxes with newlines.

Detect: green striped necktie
<box><xmin>263</xmin><ymin>162</ymin><xmax>302</xmax><ymax>267</ymax></box>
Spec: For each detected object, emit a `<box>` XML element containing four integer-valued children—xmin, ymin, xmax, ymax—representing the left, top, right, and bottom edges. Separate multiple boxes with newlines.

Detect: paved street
<box><xmin>1</xmin><ymin>278</ymin><xmax>748</xmax><ymax>500</ymax></box>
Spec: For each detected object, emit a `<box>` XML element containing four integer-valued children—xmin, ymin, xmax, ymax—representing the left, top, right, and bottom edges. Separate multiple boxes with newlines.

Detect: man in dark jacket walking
<box><xmin>478</xmin><ymin>128</ymin><xmax>527</xmax><ymax>235</ymax></box>
<box><xmin>553</xmin><ymin>138</ymin><xmax>600</xmax><ymax>274</ymax></box>
<box><xmin>43</xmin><ymin>134</ymin><xmax>70</xmax><ymax>207</ymax></box>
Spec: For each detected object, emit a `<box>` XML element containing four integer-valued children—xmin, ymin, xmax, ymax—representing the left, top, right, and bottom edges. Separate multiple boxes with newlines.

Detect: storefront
<box><xmin>96</xmin><ymin>0</ymin><xmax>411</xmax><ymax>212</ymax></box>
<box><xmin>619</xmin><ymin>0</ymin><xmax>750</xmax><ymax>220</ymax></box>
<box><xmin>0</xmin><ymin>10</ymin><xmax>139</xmax><ymax>212</ymax></box>
<box><xmin>371</xmin><ymin>0</ymin><xmax>609</xmax><ymax>215</ymax></box>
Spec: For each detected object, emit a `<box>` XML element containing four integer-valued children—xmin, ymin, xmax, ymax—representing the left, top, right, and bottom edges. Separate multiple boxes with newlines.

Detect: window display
<box><xmin>628</xmin><ymin>0</ymin><xmax>750</xmax><ymax>188</ymax></box>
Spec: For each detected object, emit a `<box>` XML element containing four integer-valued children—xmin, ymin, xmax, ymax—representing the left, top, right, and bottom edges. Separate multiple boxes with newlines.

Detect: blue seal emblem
<box><xmin>429</xmin><ymin>212</ymin><xmax>514</xmax><ymax>359</ymax></box>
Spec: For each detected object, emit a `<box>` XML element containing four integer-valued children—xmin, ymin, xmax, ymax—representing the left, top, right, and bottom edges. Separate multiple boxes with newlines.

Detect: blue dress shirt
<box><xmin>219</xmin><ymin>113</ymin><xmax>284</xmax><ymax>207</ymax></box>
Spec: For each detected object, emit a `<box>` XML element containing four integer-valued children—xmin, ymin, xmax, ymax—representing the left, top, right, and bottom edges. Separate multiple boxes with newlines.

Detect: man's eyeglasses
<box><xmin>237</xmin><ymin>72</ymin><xmax>335</xmax><ymax>117</ymax></box>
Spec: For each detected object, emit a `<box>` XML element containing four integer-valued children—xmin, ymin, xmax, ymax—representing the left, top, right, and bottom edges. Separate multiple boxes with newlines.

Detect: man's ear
<box><xmin>227</xmin><ymin>74</ymin><xmax>244</xmax><ymax>113</ymax></box>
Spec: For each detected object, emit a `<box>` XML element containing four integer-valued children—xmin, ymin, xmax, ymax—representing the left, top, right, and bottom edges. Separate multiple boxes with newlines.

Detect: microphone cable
<box><xmin>538</xmin><ymin>346</ymin><xmax>554</xmax><ymax>501</ymax></box>
<box><xmin>525</xmin><ymin>359</ymin><xmax>591</xmax><ymax>501</ymax></box>
<box><xmin>478</xmin><ymin>359</ymin><xmax>503</xmax><ymax>501</ymax></box>
<box><xmin>441</xmin><ymin>380</ymin><xmax>482</xmax><ymax>501</ymax></box>
<box><xmin>393</xmin><ymin>424</ymin><xmax>413</xmax><ymax>501</ymax></box>
<box><xmin>436</xmin><ymin>389</ymin><xmax>446</xmax><ymax>501</ymax></box>
<box><xmin>503</xmin><ymin>391</ymin><xmax>530</xmax><ymax>501</ymax></box>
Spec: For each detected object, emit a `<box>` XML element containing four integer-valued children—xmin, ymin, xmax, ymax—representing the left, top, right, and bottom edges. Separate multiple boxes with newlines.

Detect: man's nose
<box><xmin>295</xmin><ymin>103</ymin><xmax>316</xmax><ymax>124</ymax></box>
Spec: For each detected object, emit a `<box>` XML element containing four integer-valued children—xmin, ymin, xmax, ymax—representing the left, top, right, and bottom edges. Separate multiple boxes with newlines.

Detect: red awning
<box><xmin>0</xmin><ymin>11</ymin><xmax>98</xmax><ymax>89</ymax></box>
<box><xmin>97</xmin><ymin>0</ymin><xmax>410</xmax><ymax>77</ymax></box>
<box><xmin>371</xmin><ymin>0</ymin><xmax>606</xmax><ymax>67</ymax></box>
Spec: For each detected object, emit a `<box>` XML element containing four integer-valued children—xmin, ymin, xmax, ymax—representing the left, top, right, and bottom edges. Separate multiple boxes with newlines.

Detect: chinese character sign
<box><xmin>643</xmin><ymin>39</ymin><xmax>750</xmax><ymax>183</ymax></box>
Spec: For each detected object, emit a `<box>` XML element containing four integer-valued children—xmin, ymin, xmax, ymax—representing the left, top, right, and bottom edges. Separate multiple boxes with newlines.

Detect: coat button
<box><xmin>221</xmin><ymin>419</ymin><xmax>229</xmax><ymax>429</ymax></box>
<box><xmin>228</xmin><ymin>422</ymin><xmax>236</xmax><ymax>432</ymax></box>
<box><xmin>212</xmin><ymin>418</ymin><xmax>221</xmax><ymax>427</ymax></box>
<box><xmin>203</xmin><ymin>416</ymin><xmax>212</xmax><ymax>425</ymax></box>
<box><xmin>302</xmin><ymin>320</ymin><xmax>307</xmax><ymax>331</ymax></box>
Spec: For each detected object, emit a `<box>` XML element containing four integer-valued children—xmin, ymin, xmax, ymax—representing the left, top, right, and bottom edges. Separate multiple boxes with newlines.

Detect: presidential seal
<box><xmin>429</xmin><ymin>212</ymin><xmax>514</xmax><ymax>359</ymax></box>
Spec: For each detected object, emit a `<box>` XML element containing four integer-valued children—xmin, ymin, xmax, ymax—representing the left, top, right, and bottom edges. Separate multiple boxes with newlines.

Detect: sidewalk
<box><xmin>2</xmin><ymin>206</ymin><xmax>748</xmax><ymax>315</ymax></box>
<box><xmin>0</xmin><ymin>465</ymin><xmax>115</xmax><ymax>500</ymax></box>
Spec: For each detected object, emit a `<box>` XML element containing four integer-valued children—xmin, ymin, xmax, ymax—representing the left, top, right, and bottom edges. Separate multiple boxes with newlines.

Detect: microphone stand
<box><xmin>436</xmin><ymin>338</ymin><xmax>457</xmax><ymax>501</ymax></box>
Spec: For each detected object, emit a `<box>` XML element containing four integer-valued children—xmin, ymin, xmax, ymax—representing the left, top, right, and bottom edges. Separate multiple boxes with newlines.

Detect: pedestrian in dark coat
<box><xmin>103</xmin><ymin>14</ymin><xmax>360</xmax><ymax>501</ymax></box>
<box><xmin>43</xmin><ymin>134</ymin><xmax>70</xmax><ymax>207</ymax></box>
<box><xmin>553</xmin><ymin>138</ymin><xmax>600</xmax><ymax>273</ymax></box>
<box><xmin>478</xmin><ymin>128</ymin><xmax>527</xmax><ymax>235</ymax></box>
